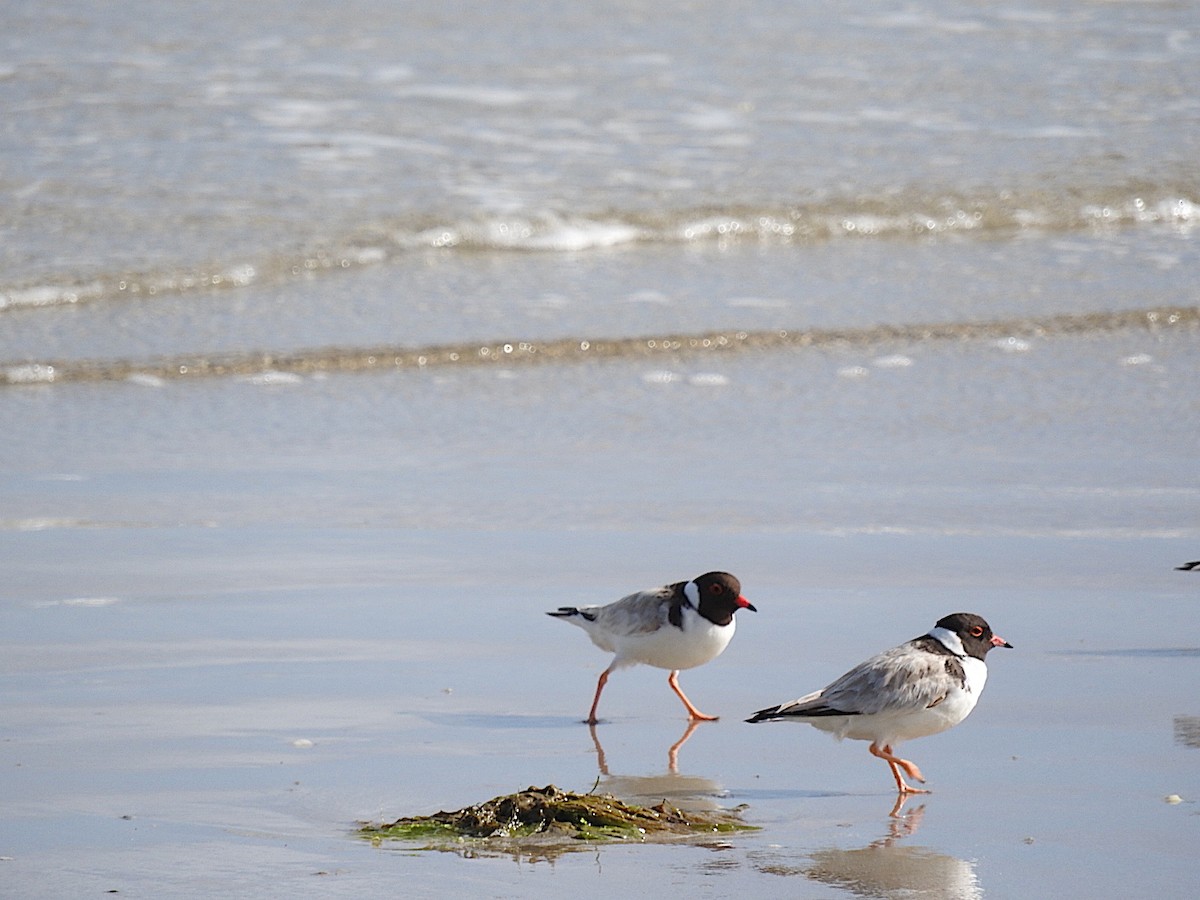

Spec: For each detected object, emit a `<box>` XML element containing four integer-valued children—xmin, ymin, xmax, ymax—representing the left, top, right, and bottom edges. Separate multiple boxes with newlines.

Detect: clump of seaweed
<box><xmin>360</xmin><ymin>784</ymin><xmax>754</xmax><ymax>853</ymax></box>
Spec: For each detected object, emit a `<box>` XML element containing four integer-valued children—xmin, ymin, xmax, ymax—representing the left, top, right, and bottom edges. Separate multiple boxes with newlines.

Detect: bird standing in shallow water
<box><xmin>548</xmin><ymin>571</ymin><xmax>755</xmax><ymax>724</ymax></box>
<box><xmin>747</xmin><ymin>612</ymin><xmax>1011</xmax><ymax>794</ymax></box>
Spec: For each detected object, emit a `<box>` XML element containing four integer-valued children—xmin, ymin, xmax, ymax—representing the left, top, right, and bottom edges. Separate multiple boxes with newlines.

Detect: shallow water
<box><xmin>2</xmin><ymin>528</ymin><xmax>1198</xmax><ymax>898</ymax></box>
<box><xmin>3</xmin><ymin>331</ymin><xmax>1199</xmax><ymax>897</ymax></box>
<box><xmin>3</xmin><ymin>0</ymin><xmax>1199</xmax><ymax>896</ymax></box>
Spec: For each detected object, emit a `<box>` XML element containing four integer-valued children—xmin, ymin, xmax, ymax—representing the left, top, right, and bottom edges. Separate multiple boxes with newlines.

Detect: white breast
<box><xmin>618</xmin><ymin>609</ymin><xmax>735</xmax><ymax>671</ymax></box>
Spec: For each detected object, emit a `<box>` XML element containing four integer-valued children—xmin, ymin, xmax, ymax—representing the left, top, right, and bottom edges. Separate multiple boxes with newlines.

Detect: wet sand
<box><xmin>2</xmin><ymin>332</ymin><xmax>1198</xmax><ymax>898</ymax></box>
<box><xmin>2</xmin><ymin>529</ymin><xmax>1197</xmax><ymax>898</ymax></box>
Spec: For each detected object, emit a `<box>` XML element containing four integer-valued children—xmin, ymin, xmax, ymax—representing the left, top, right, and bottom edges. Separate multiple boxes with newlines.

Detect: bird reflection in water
<box><xmin>588</xmin><ymin>721</ymin><xmax>730</xmax><ymax>817</ymax></box>
<box><xmin>797</xmin><ymin>803</ymin><xmax>983</xmax><ymax>900</ymax></box>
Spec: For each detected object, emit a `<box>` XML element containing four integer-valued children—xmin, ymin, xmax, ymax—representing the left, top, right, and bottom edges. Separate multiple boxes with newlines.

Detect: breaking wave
<box><xmin>2</xmin><ymin>187</ymin><xmax>1196</xmax><ymax>313</ymax></box>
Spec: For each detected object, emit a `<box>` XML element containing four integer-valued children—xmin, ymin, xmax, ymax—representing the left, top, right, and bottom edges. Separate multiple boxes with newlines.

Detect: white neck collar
<box><xmin>927</xmin><ymin>626</ymin><xmax>966</xmax><ymax>657</ymax></box>
<box><xmin>683</xmin><ymin>580</ymin><xmax>700</xmax><ymax>606</ymax></box>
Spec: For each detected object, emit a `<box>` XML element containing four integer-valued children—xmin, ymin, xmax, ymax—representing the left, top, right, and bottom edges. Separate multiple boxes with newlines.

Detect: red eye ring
<box><xmin>970</xmin><ymin>625</ymin><xmax>984</xmax><ymax>637</ymax></box>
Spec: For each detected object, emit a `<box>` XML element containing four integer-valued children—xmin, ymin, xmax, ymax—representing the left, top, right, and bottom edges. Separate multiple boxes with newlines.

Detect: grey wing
<box><xmin>818</xmin><ymin>645</ymin><xmax>960</xmax><ymax>716</ymax></box>
<box><xmin>592</xmin><ymin>586</ymin><xmax>672</xmax><ymax>637</ymax></box>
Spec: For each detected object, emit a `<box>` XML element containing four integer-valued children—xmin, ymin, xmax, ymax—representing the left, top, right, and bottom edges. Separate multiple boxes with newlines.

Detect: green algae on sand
<box><xmin>360</xmin><ymin>784</ymin><xmax>755</xmax><ymax>852</ymax></box>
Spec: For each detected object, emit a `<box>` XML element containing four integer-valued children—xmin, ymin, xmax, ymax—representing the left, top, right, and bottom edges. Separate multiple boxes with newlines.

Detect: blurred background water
<box><xmin>1</xmin><ymin>0</ymin><xmax>1197</xmax><ymax>364</ymax></box>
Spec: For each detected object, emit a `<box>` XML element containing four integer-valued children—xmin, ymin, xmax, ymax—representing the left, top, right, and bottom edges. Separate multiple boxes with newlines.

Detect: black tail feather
<box><xmin>745</xmin><ymin>706</ymin><xmax>784</xmax><ymax>723</ymax></box>
<box><xmin>746</xmin><ymin>703</ymin><xmax>854</xmax><ymax>723</ymax></box>
<box><xmin>547</xmin><ymin>607</ymin><xmax>596</xmax><ymax>621</ymax></box>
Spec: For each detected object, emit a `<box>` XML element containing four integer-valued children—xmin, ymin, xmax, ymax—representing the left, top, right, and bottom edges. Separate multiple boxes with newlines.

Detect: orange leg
<box><xmin>869</xmin><ymin>742</ymin><xmax>930</xmax><ymax>794</ymax></box>
<box><xmin>586</xmin><ymin>668</ymin><xmax>611</xmax><ymax>724</ymax></box>
<box><xmin>668</xmin><ymin>670</ymin><xmax>718</xmax><ymax>721</ymax></box>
